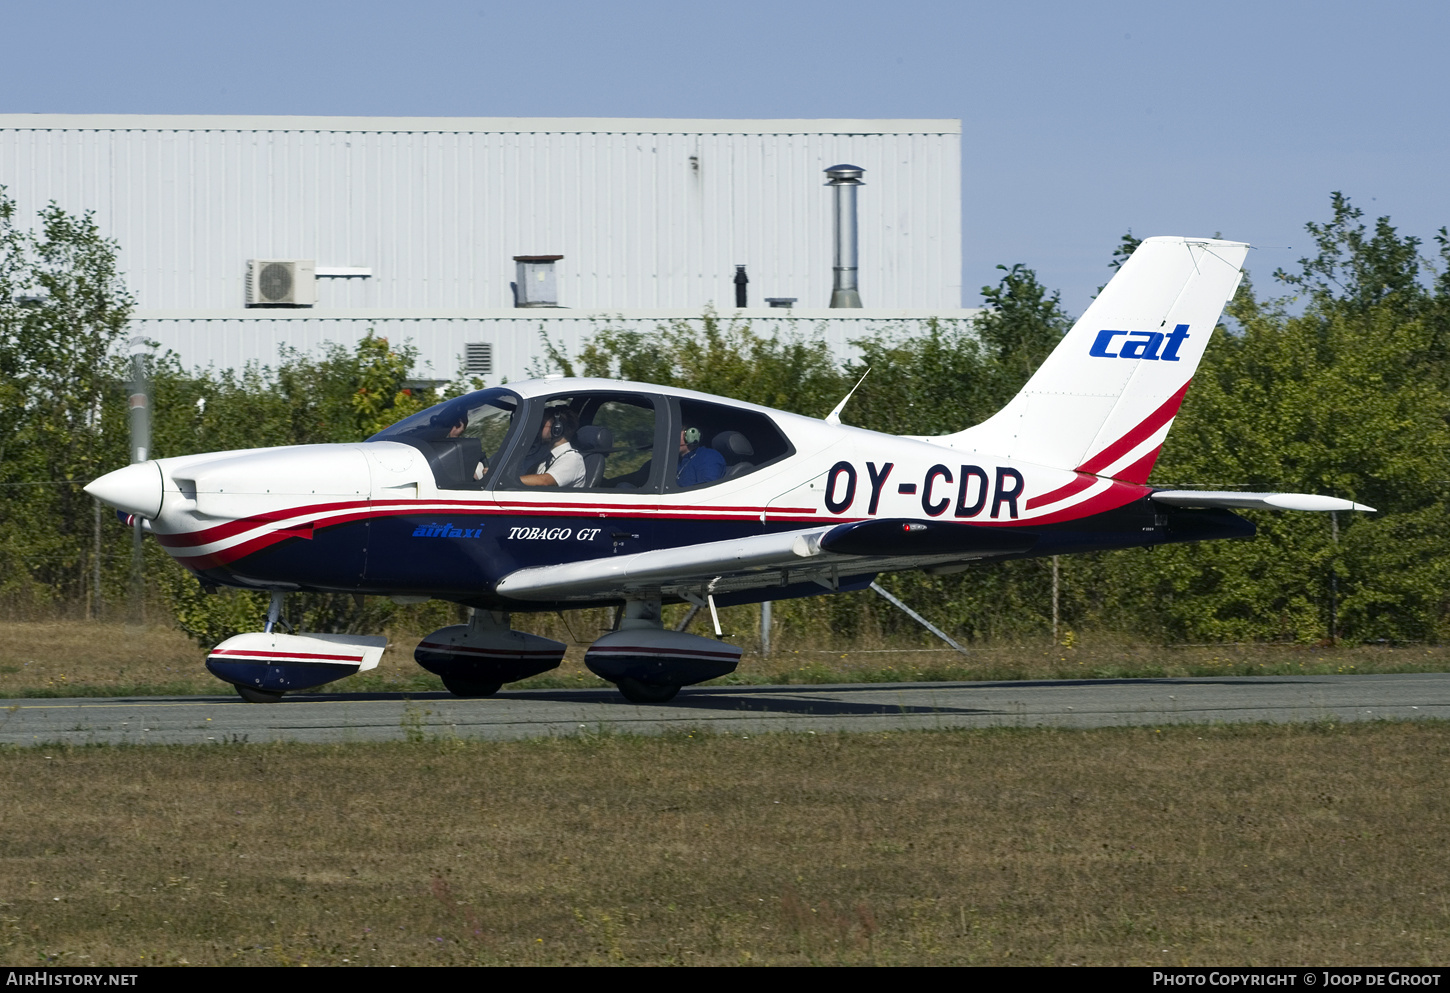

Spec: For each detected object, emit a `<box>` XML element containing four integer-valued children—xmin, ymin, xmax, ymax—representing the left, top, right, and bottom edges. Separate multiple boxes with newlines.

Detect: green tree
<box><xmin>1107</xmin><ymin>230</ymin><xmax>1143</xmax><ymax>271</ymax></box>
<box><xmin>1115</xmin><ymin>195</ymin><xmax>1450</xmax><ymax>642</ymax></box>
<box><xmin>1275</xmin><ymin>192</ymin><xmax>1430</xmax><ymax>317</ymax></box>
<box><xmin>975</xmin><ymin>262</ymin><xmax>1073</xmax><ymax>390</ymax></box>
<box><xmin>543</xmin><ymin>308</ymin><xmax>850</xmax><ymax>417</ymax></box>
<box><xmin>0</xmin><ymin>190</ymin><xmax>133</xmax><ymax>608</ymax></box>
<box><xmin>844</xmin><ymin>262</ymin><xmax>1069</xmax><ymax>438</ymax></box>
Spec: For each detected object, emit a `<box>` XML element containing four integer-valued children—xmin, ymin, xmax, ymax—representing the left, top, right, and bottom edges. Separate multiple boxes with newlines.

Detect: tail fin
<box><xmin>944</xmin><ymin>236</ymin><xmax>1248</xmax><ymax>482</ymax></box>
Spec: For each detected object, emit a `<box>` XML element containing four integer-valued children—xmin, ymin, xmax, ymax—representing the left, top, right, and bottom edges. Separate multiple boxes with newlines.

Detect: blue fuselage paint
<box><xmin>191</xmin><ymin>500</ymin><xmax>1253</xmax><ymax>611</ymax></box>
<box><xmin>204</xmin><ymin>658</ymin><xmax>359</xmax><ymax>692</ymax></box>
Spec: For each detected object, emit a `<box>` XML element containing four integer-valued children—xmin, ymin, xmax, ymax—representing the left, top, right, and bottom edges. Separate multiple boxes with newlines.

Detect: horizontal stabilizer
<box><xmin>1150</xmin><ymin>490</ymin><xmax>1375</xmax><ymax>513</ymax></box>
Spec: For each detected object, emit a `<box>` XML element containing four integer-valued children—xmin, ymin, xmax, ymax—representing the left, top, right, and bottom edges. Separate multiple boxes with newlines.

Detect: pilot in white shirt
<box><xmin>521</xmin><ymin>408</ymin><xmax>586</xmax><ymax>488</ymax></box>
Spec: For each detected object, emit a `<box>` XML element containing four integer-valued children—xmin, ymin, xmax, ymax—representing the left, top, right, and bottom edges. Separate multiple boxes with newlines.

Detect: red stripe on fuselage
<box><xmin>157</xmin><ymin>498</ymin><xmax>818</xmax><ymax>549</ymax></box>
<box><xmin>1113</xmin><ymin>445</ymin><xmax>1163</xmax><ymax>486</ymax></box>
<box><xmin>161</xmin><ymin>469</ymin><xmax>1158</xmax><ymax>573</ymax></box>
<box><xmin>992</xmin><ymin>476</ymin><xmax>1149</xmax><ymax>527</ymax></box>
<box><xmin>1024</xmin><ymin>471</ymin><xmax>1097</xmax><ymax>511</ymax></box>
<box><xmin>207</xmin><ymin>648</ymin><xmax>365</xmax><ymax>663</ymax></box>
<box><xmin>1075</xmin><ymin>381</ymin><xmax>1191</xmax><ymax>478</ymax></box>
<box><xmin>155</xmin><ymin>499</ymin><xmax>370</xmax><ymax>548</ymax></box>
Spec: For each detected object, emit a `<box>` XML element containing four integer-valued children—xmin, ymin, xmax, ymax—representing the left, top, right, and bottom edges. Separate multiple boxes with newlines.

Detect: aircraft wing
<box><xmin>493</xmin><ymin>519</ymin><xmax>1038</xmax><ymax>602</ymax></box>
<box><xmin>1149</xmin><ymin>490</ymin><xmax>1375</xmax><ymax>512</ymax></box>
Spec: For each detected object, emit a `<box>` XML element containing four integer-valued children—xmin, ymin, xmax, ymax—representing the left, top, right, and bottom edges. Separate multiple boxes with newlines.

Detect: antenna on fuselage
<box><xmin>824</xmin><ymin>367</ymin><xmax>870</xmax><ymax>427</ymax></box>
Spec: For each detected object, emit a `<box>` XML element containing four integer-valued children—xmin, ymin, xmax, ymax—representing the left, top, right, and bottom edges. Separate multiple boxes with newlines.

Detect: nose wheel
<box><xmin>234</xmin><ymin>685</ymin><xmax>284</xmax><ymax>703</ymax></box>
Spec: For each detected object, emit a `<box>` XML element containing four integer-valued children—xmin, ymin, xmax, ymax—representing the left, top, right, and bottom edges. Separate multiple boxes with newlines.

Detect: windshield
<box><xmin>368</xmin><ymin>388</ymin><xmax>522</xmax><ymax>490</ymax></box>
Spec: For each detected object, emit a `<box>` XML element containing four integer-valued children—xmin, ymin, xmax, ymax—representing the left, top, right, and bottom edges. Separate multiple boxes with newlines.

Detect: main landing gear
<box><xmin>414</xmin><ymin>609</ymin><xmax>567</xmax><ymax>697</ymax></box>
<box><xmin>585</xmin><ymin>598</ymin><xmax>742</xmax><ymax>704</ymax></box>
<box><xmin>205</xmin><ymin>592</ymin><xmax>741</xmax><ymax>707</ymax></box>
<box><xmin>614</xmin><ymin>677</ymin><xmax>684</xmax><ymax>704</ymax></box>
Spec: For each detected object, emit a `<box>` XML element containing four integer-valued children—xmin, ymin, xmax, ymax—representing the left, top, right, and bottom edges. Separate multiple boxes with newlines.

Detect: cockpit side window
<box><xmin>493</xmin><ymin>393</ymin><xmax>666</xmax><ymax>492</ymax></box>
<box><xmin>366</xmin><ymin>388</ymin><xmax>521</xmax><ymax>491</ymax></box>
<box><xmin>667</xmin><ymin>399</ymin><xmax>794</xmax><ymax>491</ymax></box>
<box><xmin>586</xmin><ymin>397</ymin><xmax>662</xmax><ymax>490</ymax></box>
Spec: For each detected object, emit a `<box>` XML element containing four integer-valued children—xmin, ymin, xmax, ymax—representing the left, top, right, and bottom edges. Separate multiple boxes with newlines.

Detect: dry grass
<box><xmin>2</xmin><ymin>619</ymin><xmax>1449</xmax><ymax>699</ymax></box>
<box><xmin>0</xmin><ymin>622</ymin><xmax>212</xmax><ymax>697</ymax></box>
<box><xmin>1</xmin><ymin>722</ymin><xmax>1448</xmax><ymax>966</ymax></box>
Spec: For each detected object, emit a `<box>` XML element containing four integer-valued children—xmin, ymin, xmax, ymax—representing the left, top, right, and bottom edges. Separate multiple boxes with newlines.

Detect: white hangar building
<box><xmin>0</xmin><ymin>114</ymin><xmax>971</xmax><ymax>382</ymax></box>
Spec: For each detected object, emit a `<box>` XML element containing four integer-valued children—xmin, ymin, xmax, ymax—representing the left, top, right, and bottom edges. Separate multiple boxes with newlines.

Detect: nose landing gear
<box><xmin>234</xmin><ymin>685</ymin><xmax>286</xmax><ymax>704</ymax></box>
<box><xmin>206</xmin><ymin>592</ymin><xmax>388</xmax><ymax>702</ymax></box>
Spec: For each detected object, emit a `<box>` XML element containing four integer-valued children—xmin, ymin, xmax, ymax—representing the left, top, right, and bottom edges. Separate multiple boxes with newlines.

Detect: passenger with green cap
<box><xmin>676</xmin><ymin>426</ymin><xmax>725</xmax><ymax>487</ymax></box>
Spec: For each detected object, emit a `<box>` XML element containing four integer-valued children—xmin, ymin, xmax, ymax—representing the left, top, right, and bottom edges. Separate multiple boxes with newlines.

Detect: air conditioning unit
<box><xmin>246</xmin><ymin>259</ymin><xmax>316</xmax><ymax>306</ymax></box>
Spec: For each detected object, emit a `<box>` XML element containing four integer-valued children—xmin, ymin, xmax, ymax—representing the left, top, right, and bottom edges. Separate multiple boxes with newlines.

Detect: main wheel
<box><xmin>441</xmin><ymin>677</ymin><xmax>503</xmax><ymax>698</ymax></box>
<box><xmin>235</xmin><ymin>685</ymin><xmax>284</xmax><ymax>703</ymax></box>
<box><xmin>615</xmin><ymin>677</ymin><xmax>680</xmax><ymax>704</ymax></box>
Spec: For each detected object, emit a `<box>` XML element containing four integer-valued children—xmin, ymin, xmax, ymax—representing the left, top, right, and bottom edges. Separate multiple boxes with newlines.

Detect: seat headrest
<box><xmin>711</xmin><ymin>430</ymin><xmax>754</xmax><ymax>460</ymax></box>
<box><xmin>575</xmin><ymin>424</ymin><xmax>614</xmax><ymax>453</ymax></box>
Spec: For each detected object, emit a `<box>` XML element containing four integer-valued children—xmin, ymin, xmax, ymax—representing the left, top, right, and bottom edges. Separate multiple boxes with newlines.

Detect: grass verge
<box><xmin>2</xmin><ymin>621</ymin><xmax>1448</xmax><ymax>700</ymax></box>
<box><xmin>1</xmin><ymin>721</ymin><xmax>1447</xmax><ymax>965</ymax></box>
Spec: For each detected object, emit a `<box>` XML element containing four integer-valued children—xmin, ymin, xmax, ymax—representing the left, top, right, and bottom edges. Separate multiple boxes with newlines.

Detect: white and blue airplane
<box><xmin>86</xmin><ymin>237</ymin><xmax>1372</xmax><ymax>703</ymax></box>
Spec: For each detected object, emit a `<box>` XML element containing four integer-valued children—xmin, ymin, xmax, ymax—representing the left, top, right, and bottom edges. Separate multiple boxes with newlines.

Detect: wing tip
<box><xmin>1151</xmin><ymin>490</ymin><xmax>1377</xmax><ymax>513</ymax></box>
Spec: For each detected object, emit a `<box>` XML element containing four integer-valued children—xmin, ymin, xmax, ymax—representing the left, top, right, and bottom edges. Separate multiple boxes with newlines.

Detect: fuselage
<box><xmin>87</xmin><ymin>377</ymin><xmax>1252</xmax><ymax>609</ymax></box>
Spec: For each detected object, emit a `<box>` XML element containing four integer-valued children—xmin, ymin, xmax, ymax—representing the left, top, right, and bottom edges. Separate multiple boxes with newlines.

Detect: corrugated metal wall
<box><xmin>0</xmin><ymin>117</ymin><xmax>961</xmax><ymax>312</ymax></box>
<box><xmin>132</xmin><ymin>311</ymin><xmax>980</xmax><ymax>383</ymax></box>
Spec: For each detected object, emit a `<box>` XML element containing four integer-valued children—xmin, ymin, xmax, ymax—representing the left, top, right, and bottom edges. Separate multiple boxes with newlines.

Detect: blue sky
<box><xmin>5</xmin><ymin>0</ymin><xmax>1447</xmax><ymax>312</ymax></box>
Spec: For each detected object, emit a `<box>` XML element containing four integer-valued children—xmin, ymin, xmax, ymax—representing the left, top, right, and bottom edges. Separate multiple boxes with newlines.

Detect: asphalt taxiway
<box><xmin>2</xmin><ymin>672</ymin><xmax>1448</xmax><ymax>746</ymax></box>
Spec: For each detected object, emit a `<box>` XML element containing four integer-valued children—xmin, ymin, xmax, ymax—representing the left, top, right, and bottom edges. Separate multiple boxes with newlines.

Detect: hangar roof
<box><xmin>0</xmin><ymin>114</ymin><xmax>960</xmax><ymax>135</ymax></box>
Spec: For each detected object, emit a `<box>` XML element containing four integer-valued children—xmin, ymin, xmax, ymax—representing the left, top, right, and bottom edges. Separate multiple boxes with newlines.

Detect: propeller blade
<box><xmin>125</xmin><ymin>337</ymin><xmax>153</xmax><ymax>625</ymax></box>
<box><xmin>127</xmin><ymin>340</ymin><xmax>151</xmax><ymax>464</ymax></box>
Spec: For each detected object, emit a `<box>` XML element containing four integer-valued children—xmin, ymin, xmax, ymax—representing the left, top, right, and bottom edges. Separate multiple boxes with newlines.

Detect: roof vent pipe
<box><xmin>824</xmin><ymin>164</ymin><xmax>864</xmax><ymax>308</ymax></box>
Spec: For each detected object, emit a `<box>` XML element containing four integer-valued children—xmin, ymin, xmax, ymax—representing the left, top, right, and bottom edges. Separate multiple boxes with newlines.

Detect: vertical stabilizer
<box><xmin>942</xmin><ymin>236</ymin><xmax>1248</xmax><ymax>481</ymax></box>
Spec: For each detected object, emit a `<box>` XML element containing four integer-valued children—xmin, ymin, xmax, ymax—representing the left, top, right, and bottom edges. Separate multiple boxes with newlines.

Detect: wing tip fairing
<box><xmin>1149</xmin><ymin>490</ymin><xmax>1376</xmax><ymax>513</ymax></box>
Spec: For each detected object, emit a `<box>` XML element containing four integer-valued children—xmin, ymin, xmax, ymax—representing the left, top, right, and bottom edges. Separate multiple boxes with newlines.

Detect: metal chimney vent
<box><xmin>824</xmin><ymin>165</ymin><xmax>864</xmax><ymax>308</ymax></box>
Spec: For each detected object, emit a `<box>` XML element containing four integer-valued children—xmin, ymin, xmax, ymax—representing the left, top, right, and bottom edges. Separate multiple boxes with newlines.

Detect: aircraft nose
<box><xmin>84</xmin><ymin>462</ymin><xmax>164</xmax><ymax>519</ymax></box>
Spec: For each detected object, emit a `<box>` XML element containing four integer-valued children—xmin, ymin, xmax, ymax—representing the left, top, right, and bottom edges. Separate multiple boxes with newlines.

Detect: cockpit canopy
<box><xmin>368</xmin><ymin>388</ymin><xmax>521</xmax><ymax>490</ymax></box>
<box><xmin>367</xmin><ymin>386</ymin><xmax>793</xmax><ymax>493</ymax></box>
